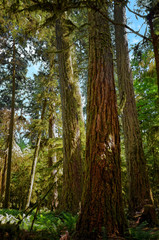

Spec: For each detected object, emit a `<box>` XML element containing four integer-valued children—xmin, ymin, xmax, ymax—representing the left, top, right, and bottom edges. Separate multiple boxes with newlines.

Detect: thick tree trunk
<box><xmin>25</xmin><ymin>99</ymin><xmax>47</xmax><ymax>209</ymax></box>
<box><xmin>56</xmin><ymin>15</ymin><xmax>84</xmax><ymax>214</ymax></box>
<box><xmin>75</xmin><ymin>6</ymin><xmax>126</xmax><ymax>240</ymax></box>
<box><xmin>3</xmin><ymin>39</ymin><xmax>16</xmax><ymax>209</ymax></box>
<box><xmin>114</xmin><ymin>2</ymin><xmax>153</xmax><ymax>213</ymax></box>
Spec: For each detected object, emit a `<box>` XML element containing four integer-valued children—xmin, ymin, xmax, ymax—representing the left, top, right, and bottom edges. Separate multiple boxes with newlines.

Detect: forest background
<box><xmin>0</xmin><ymin>0</ymin><xmax>159</xmax><ymax>239</ymax></box>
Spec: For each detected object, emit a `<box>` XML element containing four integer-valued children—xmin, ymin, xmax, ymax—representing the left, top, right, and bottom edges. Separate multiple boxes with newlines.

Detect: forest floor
<box><xmin>0</xmin><ymin>208</ymin><xmax>159</xmax><ymax>240</ymax></box>
<box><xmin>127</xmin><ymin>221</ymin><xmax>159</xmax><ymax>240</ymax></box>
<box><xmin>0</xmin><ymin>224</ymin><xmax>159</xmax><ymax>240</ymax></box>
<box><xmin>1</xmin><ymin>222</ymin><xmax>159</xmax><ymax>240</ymax></box>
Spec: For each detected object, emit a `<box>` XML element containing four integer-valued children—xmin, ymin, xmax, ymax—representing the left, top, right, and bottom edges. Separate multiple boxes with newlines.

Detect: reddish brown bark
<box><xmin>114</xmin><ymin>1</ymin><xmax>153</xmax><ymax>214</ymax></box>
<box><xmin>75</xmin><ymin>6</ymin><xmax>126</xmax><ymax>240</ymax></box>
<box><xmin>147</xmin><ymin>10</ymin><xmax>159</xmax><ymax>96</ymax></box>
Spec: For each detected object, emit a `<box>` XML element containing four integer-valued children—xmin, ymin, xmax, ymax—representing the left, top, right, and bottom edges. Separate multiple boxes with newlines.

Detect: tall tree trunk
<box><xmin>48</xmin><ymin>111</ymin><xmax>56</xmax><ymax>168</ymax></box>
<box><xmin>3</xmin><ymin>39</ymin><xmax>16</xmax><ymax>209</ymax></box>
<box><xmin>1</xmin><ymin>152</ymin><xmax>7</xmax><ymax>197</ymax></box>
<box><xmin>48</xmin><ymin>110</ymin><xmax>58</xmax><ymax>210</ymax></box>
<box><xmin>75</xmin><ymin>5</ymin><xmax>126</xmax><ymax>240</ymax></box>
<box><xmin>114</xmin><ymin>1</ymin><xmax>153</xmax><ymax>213</ymax></box>
<box><xmin>56</xmin><ymin>14</ymin><xmax>84</xmax><ymax>214</ymax></box>
<box><xmin>147</xmin><ymin>11</ymin><xmax>159</xmax><ymax>96</ymax></box>
<box><xmin>25</xmin><ymin>99</ymin><xmax>47</xmax><ymax>209</ymax></box>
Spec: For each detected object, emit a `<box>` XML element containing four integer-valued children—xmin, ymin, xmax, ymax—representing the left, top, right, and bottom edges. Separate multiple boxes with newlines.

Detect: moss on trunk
<box><xmin>56</xmin><ymin>14</ymin><xmax>85</xmax><ymax>214</ymax></box>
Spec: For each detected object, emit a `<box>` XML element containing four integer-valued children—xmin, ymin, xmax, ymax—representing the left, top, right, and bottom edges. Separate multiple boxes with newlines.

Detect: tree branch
<box><xmin>89</xmin><ymin>3</ymin><xmax>152</xmax><ymax>42</ymax></box>
<box><xmin>126</xmin><ymin>5</ymin><xmax>147</xmax><ymax>19</ymax></box>
<box><xmin>9</xmin><ymin>0</ymin><xmax>152</xmax><ymax>42</ymax></box>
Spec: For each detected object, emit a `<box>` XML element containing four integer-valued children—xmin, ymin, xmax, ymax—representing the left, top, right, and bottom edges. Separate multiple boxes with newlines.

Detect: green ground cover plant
<box><xmin>0</xmin><ymin>209</ymin><xmax>77</xmax><ymax>239</ymax></box>
<box><xmin>1</xmin><ymin>209</ymin><xmax>159</xmax><ymax>239</ymax></box>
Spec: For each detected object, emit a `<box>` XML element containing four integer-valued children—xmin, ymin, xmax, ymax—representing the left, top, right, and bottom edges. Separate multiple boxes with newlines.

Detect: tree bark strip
<box><xmin>48</xmin><ymin>111</ymin><xmax>56</xmax><ymax>168</ymax></box>
<box><xmin>114</xmin><ymin>1</ymin><xmax>153</xmax><ymax>213</ymax></box>
<box><xmin>75</xmin><ymin>5</ymin><xmax>126</xmax><ymax>239</ymax></box>
<box><xmin>48</xmin><ymin>109</ymin><xmax>58</xmax><ymax>210</ymax></box>
<box><xmin>1</xmin><ymin>152</ymin><xmax>7</xmax><ymax>197</ymax></box>
<box><xmin>147</xmin><ymin>13</ymin><xmax>159</xmax><ymax>96</ymax></box>
<box><xmin>3</xmin><ymin>39</ymin><xmax>16</xmax><ymax>208</ymax></box>
<box><xmin>56</xmin><ymin>14</ymin><xmax>85</xmax><ymax>214</ymax></box>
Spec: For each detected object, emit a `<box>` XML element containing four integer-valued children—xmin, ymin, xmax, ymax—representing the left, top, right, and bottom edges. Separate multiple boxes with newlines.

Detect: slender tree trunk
<box><xmin>3</xmin><ymin>39</ymin><xmax>16</xmax><ymax>209</ymax></box>
<box><xmin>75</xmin><ymin>6</ymin><xmax>126</xmax><ymax>240</ymax></box>
<box><xmin>48</xmin><ymin>110</ymin><xmax>58</xmax><ymax>210</ymax></box>
<box><xmin>1</xmin><ymin>152</ymin><xmax>7</xmax><ymax>197</ymax></box>
<box><xmin>48</xmin><ymin>112</ymin><xmax>56</xmax><ymax>168</ymax></box>
<box><xmin>56</xmin><ymin>14</ymin><xmax>84</xmax><ymax>214</ymax></box>
<box><xmin>114</xmin><ymin>1</ymin><xmax>153</xmax><ymax>213</ymax></box>
<box><xmin>147</xmin><ymin>13</ymin><xmax>159</xmax><ymax>96</ymax></box>
<box><xmin>25</xmin><ymin>99</ymin><xmax>47</xmax><ymax>209</ymax></box>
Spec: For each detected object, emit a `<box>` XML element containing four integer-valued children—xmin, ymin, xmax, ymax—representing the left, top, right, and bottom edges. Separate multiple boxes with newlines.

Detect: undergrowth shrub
<box><xmin>129</xmin><ymin>222</ymin><xmax>159</xmax><ymax>240</ymax></box>
<box><xmin>0</xmin><ymin>209</ymin><xmax>77</xmax><ymax>239</ymax></box>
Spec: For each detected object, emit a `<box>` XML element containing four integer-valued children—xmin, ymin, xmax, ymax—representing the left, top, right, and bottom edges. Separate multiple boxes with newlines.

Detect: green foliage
<box><xmin>18</xmin><ymin>138</ymin><xmax>27</xmax><ymax>150</ymax></box>
<box><xmin>7</xmin><ymin>148</ymin><xmax>32</xmax><ymax>209</ymax></box>
<box><xmin>0</xmin><ymin>209</ymin><xmax>77</xmax><ymax>239</ymax></box>
<box><xmin>132</xmin><ymin>43</ymin><xmax>159</xmax><ymax>203</ymax></box>
<box><xmin>0</xmin><ymin>209</ymin><xmax>20</xmax><ymax>224</ymax></box>
<box><xmin>70</xmin><ymin>9</ymin><xmax>88</xmax><ymax>118</ymax></box>
<box><xmin>4</xmin><ymin>210</ymin><xmax>159</xmax><ymax>240</ymax></box>
<box><xmin>0</xmin><ymin>17</ymin><xmax>31</xmax><ymax>110</ymax></box>
<box><xmin>129</xmin><ymin>222</ymin><xmax>159</xmax><ymax>240</ymax></box>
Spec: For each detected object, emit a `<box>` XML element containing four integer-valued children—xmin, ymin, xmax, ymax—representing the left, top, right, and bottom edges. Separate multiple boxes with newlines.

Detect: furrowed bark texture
<box><xmin>114</xmin><ymin>2</ymin><xmax>153</xmax><ymax>213</ymax></box>
<box><xmin>75</xmin><ymin>6</ymin><xmax>126</xmax><ymax>240</ymax></box>
<box><xmin>56</xmin><ymin>15</ymin><xmax>84</xmax><ymax>214</ymax></box>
